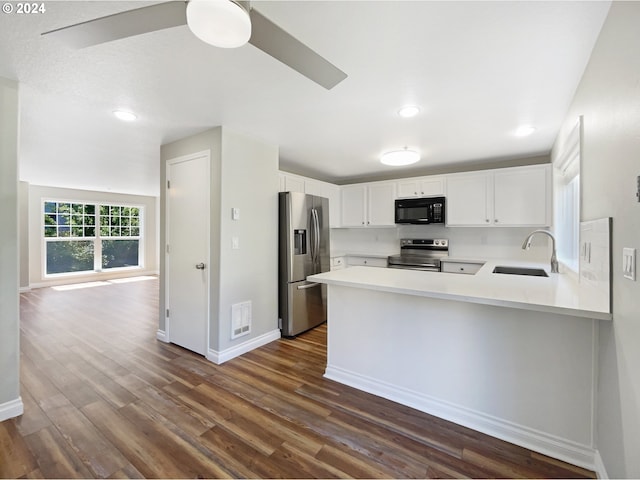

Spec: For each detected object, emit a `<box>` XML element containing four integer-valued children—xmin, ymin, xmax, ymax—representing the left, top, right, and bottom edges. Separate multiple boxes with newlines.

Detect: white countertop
<box><xmin>309</xmin><ymin>259</ymin><xmax>612</xmax><ymax>320</ymax></box>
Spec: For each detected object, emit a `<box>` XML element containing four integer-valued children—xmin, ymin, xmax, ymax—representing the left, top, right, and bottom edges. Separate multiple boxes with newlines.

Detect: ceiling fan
<box><xmin>41</xmin><ymin>0</ymin><xmax>347</xmax><ymax>90</ymax></box>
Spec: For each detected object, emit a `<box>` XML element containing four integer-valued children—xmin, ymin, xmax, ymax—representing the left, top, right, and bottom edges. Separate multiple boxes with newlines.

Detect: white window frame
<box><xmin>42</xmin><ymin>199</ymin><xmax>145</xmax><ymax>278</ymax></box>
<box><xmin>554</xmin><ymin>117</ymin><xmax>582</xmax><ymax>273</ymax></box>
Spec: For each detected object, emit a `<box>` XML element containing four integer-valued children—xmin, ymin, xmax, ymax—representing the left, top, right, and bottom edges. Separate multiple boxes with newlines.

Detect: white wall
<box><xmin>332</xmin><ymin>225</ymin><xmax>550</xmax><ymax>263</ymax></box>
<box><xmin>552</xmin><ymin>2</ymin><xmax>640</xmax><ymax>477</ymax></box>
<box><xmin>160</xmin><ymin>127</ymin><xmax>279</xmax><ymax>359</ymax></box>
<box><xmin>326</xmin><ymin>284</ymin><xmax>598</xmax><ymax>469</ymax></box>
<box><xmin>25</xmin><ymin>184</ymin><xmax>159</xmax><ymax>288</ymax></box>
<box><xmin>0</xmin><ymin>77</ymin><xmax>22</xmax><ymax>420</ymax></box>
<box><xmin>218</xmin><ymin>129</ymin><xmax>279</xmax><ymax>352</ymax></box>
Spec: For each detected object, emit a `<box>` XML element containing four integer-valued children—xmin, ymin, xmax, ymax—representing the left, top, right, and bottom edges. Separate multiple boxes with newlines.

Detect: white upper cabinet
<box><xmin>278</xmin><ymin>172</ymin><xmax>341</xmax><ymax>227</ymax></box>
<box><xmin>341</xmin><ymin>182</ymin><xmax>396</xmax><ymax>227</ymax></box>
<box><xmin>446</xmin><ymin>172</ymin><xmax>493</xmax><ymax>226</ymax></box>
<box><xmin>396</xmin><ymin>176</ymin><xmax>446</xmax><ymax>198</ymax></box>
<box><xmin>279</xmin><ymin>173</ymin><xmax>305</xmax><ymax>193</ymax></box>
<box><xmin>446</xmin><ymin>164</ymin><xmax>551</xmax><ymax>227</ymax></box>
<box><xmin>493</xmin><ymin>165</ymin><xmax>551</xmax><ymax>226</ymax></box>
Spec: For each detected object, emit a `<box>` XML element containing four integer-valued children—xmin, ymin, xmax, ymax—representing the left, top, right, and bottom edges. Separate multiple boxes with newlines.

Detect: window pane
<box><xmin>122</xmin><ymin>206</ymin><xmax>131</xmax><ymax>216</ymax></box>
<box><xmin>130</xmin><ymin>227</ymin><xmax>140</xmax><ymax>236</ymax></box>
<box><xmin>59</xmin><ymin>226</ymin><xmax>70</xmax><ymax>237</ymax></box>
<box><xmin>110</xmin><ymin>227</ymin><xmax>120</xmax><ymax>236</ymax></box>
<box><xmin>121</xmin><ymin>227</ymin><xmax>130</xmax><ymax>236</ymax></box>
<box><xmin>58</xmin><ymin>203</ymin><xmax>71</xmax><ymax>214</ymax></box>
<box><xmin>84</xmin><ymin>227</ymin><xmax>95</xmax><ymax>237</ymax></box>
<box><xmin>100</xmin><ymin>226</ymin><xmax>110</xmax><ymax>236</ymax></box>
<box><xmin>72</xmin><ymin>204</ymin><xmax>84</xmax><ymax>214</ymax></box>
<box><xmin>44</xmin><ymin>226</ymin><xmax>57</xmax><ymax>237</ymax></box>
<box><xmin>102</xmin><ymin>239</ymin><xmax>139</xmax><ymax>269</ymax></box>
<box><xmin>44</xmin><ymin>214</ymin><xmax>56</xmax><ymax>226</ymax></box>
<box><xmin>44</xmin><ymin>202</ymin><xmax>56</xmax><ymax>214</ymax></box>
<box><xmin>110</xmin><ymin>206</ymin><xmax>121</xmax><ymax>216</ymax></box>
<box><xmin>130</xmin><ymin>217</ymin><xmax>139</xmax><ymax>227</ymax></box>
<box><xmin>110</xmin><ymin>216</ymin><xmax>120</xmax><ymax>226</ymax></box>
<box><xmin>72</xmin><ymin>227</ymin><xmax>83</xmax><ymax>237</ymax></box>
<box><xmin>46</xmin><ymin>240</ymin><xmax>94</xmax><ymax>274</ymax></box>
<box><xmin>84</xmin><ymin>215</ymin><xmax>95</xmax><ymax>226</ymax></box>
<box><xmin>71</xmin><ymin>215</ymin><xmax>83</xmax><ymax>226</ymax></box>
<box><xmin>85</xmin><ymin>204</ymin><xmax>95</xmax><ymax>215</ymax></box>
<box><xmin>58</xmin><ymin>214</ymin><xmax>70</xmax><ymax>225</ymax></box>
<box><xmin>131</xmin><ymin>207</ymin><xmax>139</xmax><ymax>217</ymax></box>
<box><xmin>121</xmin><ymin>217</ymin><xmax>130</xmax><ymax>227</ymax></box>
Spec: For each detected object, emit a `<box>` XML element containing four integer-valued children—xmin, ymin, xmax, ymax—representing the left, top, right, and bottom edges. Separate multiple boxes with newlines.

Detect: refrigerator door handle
<box><xmin>312</xmin><ymin>208</ymin><xmax>320</xmax><ymax>267</ymax></box>
<box><xmin>296</xmin><ymin>282</ymin><xmax>321</xmax><ymax>290</ymax></box>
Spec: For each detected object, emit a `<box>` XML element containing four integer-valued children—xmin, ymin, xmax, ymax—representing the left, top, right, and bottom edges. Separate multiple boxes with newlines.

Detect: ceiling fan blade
<box><xmin>248</xmin><ymin>8</ymin><xmax>347</xmax><ymax>90</ymax></box>
<box><xmin>42</xmin><ymin>1</ymin><xmax>187</xmax><ymax>49</ymax></box>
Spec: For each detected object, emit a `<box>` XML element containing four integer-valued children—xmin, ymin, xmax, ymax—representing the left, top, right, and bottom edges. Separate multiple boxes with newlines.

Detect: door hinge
<box><xmin>167</xmin><ymin>180</ymin><xmax>170</xmax><ymax>189</ymax></box>
<box><xmin>166</xmin><ymin>308</ymin><xmax>170</xmax><ymax>317</ymax></box>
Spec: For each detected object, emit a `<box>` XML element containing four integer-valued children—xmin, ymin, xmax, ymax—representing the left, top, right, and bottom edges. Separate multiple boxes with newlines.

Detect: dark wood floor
<box><xmin>1</xmin><ymin>277</ymin><xmax>595</xmax><ymax>479</ymax></box>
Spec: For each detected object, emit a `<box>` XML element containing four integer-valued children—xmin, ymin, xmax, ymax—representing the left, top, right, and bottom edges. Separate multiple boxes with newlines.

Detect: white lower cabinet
<box><xmin>446</xmin><ymin>164</ymin><xmax>551</xmax><ymax>227</ymax></box>
<box><xmin>440</xmin><ymin>261</ymin><xmax>484</xmax><ymax>275</ymax></box>
<box><xmin>346</xmin><ymin>255</ymin><xmax>388</xmax><ymax>267</ymax></box>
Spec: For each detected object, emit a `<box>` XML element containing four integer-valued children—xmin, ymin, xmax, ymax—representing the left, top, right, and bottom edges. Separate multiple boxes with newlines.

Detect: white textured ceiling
<box><xmin>0</xmin><ymin>1</ymin><xmax>610</xmax><ymax>196</ymax></box>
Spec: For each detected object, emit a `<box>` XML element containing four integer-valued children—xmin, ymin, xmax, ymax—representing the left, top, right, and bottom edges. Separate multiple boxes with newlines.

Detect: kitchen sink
<box><xmin>492</xmin><ymin>266</ymin><xmax>549</xmax><ymax>277</ymax></box>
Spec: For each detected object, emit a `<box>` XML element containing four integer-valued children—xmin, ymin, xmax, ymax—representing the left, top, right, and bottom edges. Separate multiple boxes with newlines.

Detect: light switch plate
<box><xmin>232</xmin><ymin>208</ymin><xmax>240</xmax><ymax>220</ymax></box>
<box><xmin>623</xmin><ymin>247</ymin><xmax>636</xmax><ymax>280</ymax></box>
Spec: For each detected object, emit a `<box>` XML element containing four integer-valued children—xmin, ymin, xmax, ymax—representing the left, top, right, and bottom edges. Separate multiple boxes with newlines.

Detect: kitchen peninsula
<box><xmin>308</xmin><ymin>262</ymin><xmax>611</xmax><ymax>470</ymax></box>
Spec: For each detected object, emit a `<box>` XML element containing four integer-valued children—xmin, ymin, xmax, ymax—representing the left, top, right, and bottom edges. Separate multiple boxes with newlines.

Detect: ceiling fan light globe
<box><xmin>186</xmin><ymin>0</ymin><xmax>251</xmax><ymax>49</ymax></box>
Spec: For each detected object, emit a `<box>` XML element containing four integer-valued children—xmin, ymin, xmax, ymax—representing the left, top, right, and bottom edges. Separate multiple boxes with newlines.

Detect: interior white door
<box><xmin>166</xmin><ymin>152</ymin><xmax>210</xmax><ymax>355</ymax></box>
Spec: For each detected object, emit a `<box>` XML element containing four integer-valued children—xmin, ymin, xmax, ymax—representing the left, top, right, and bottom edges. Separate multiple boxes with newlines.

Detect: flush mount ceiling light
<box><xmin>113</xmin><ymin>110</ymin><xmax>137</xmax><ymax>122</ymax></box>
<box><xmin>186</xmin><ymin>0</ymin><xmax>251</xmax><ymax>48</ymax></box>
<box><xmin>380</xmin><ymin>148</ymin><xmax>420</xmax><ymax>166</ymax></box>
<box><xmin>514</xmin><ymin>125</ymin><xmax>536</xmax><ymax>137</ymax></box>
<box><xmin>398</xmin><ymin>105</ymin><xmax>421</xmax><ymax>118</ymax></box>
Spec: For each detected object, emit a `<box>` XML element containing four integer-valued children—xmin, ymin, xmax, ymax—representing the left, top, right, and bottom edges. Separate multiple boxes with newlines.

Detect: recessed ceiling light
<box><xmin>514</xmin><ymin>125</ymin><xmax>536</xmax><ymax>137</ymax></box>
<box><xmin>113</xmin><ymin>110</ymin><xmax>137</xmax><ymax>122</ymax></box>
<box><xmin>398</xmin><ymin>105</ymin><xmax>421</xmax><ymax>118</ymax></box>
<box><xmin>380</xmin><ymin>148</ymin><xmax>420</xmax><ymax>166</ymax></box>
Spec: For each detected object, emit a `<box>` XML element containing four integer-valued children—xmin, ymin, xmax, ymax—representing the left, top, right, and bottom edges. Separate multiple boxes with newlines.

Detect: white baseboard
<box><xmin>207</xmin><ymin>329</ymin><xmax>281</xmax><ymax>365</ymax></box>
<box><xmin>325</xmin><ymin>365</ymin><xmax>597</xmax><ymax>472</ymax></box>
<box><xmin>0</xmin><ymin>397</ymin><xmax>24</xmax><ymax>422</ymax></box>
<box><xmin>19</xmin><ymin>286</ymin><xmax>31</xmax><ymax>293</ymax></box>
<box><xmin>156</xmin><ymin>329</ymin><xmax>168</xmax><ymax>343</ymax></box>
<box><xmin>593</xmin><ymin>450</ymin><xmax>609</xmax><ymax>479</ymax></box>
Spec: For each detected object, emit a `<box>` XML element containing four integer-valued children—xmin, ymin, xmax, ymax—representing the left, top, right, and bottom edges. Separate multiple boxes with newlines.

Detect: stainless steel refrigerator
<box><xmin>278</xmin><ymin>191</ymin><xmax>330</xmax><ymax>337</ymax></box>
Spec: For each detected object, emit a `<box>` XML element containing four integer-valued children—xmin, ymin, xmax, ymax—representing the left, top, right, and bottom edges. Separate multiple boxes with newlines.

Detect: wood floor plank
<box><xmin>22</xmin><ymin>426</ymin><xmax>94</xmax><ymax>479</ymax></box>
<box><xmin>0</xmin><ymin>277</ymin><xmax>596</xmax><ymax>479</ymax></box>
<box><xmin>0</xmin><ymin>419</ymin><xmax>38</xmax><ymax>478</ymax></box>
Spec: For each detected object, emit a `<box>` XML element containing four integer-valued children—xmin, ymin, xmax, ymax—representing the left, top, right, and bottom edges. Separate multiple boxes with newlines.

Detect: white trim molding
<box><xmin>207</xmin><ymin>329</ymin><xmax>281</xmax><ymax>365</ymax></box>
<box><xmin>156</xmin><ymin>329</ymin><xmax>168</xmax><ymax>343</ymax></box>
<box><xmin>593</xmin><ymin>451</ymin><xmax>609</xmax><ymax>479</ymax></box>
<box><xmin>0</xmin><ymin>397</ymin><xmax>24</xmax><ymax>422</ymax></box>
<box><xmin>325</xmin><ymin>365</ymin><xmax>598</xmax><ymax>472</ymax></box>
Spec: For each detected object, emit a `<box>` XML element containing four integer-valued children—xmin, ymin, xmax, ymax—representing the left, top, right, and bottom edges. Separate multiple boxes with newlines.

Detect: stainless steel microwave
<box><xmin>395</xmin><ymin>197</ymin><xmax>445</xmax><ymax>225</ymax></box>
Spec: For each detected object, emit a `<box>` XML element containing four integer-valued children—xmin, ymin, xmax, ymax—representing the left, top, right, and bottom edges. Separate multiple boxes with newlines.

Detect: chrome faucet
<box><xmin>522</xmin><ymin>230</ymin><xmax>559</xmax><ymax>273</ymax></box>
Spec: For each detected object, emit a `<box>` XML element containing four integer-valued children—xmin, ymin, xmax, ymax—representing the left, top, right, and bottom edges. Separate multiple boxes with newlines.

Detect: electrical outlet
<box><xmin>623</xmin><ymin>248</ymin><xmax>636</xmax><ymax>280</ymax></box>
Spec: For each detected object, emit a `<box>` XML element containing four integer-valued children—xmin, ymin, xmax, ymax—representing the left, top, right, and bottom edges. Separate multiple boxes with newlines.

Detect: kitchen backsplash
<box><xmin>331</xmin><ymin>225</ymin><xmax>551</xmax><ymax>262</ymax></box>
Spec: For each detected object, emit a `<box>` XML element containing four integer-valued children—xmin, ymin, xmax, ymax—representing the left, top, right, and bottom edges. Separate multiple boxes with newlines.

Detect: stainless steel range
<box><xmin>387</xmin><ymin>238</ymin><xmax>449</xmax><ymax>272</ymax></box>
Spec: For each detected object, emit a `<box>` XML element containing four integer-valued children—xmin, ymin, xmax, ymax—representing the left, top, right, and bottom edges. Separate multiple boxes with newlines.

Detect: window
<box><xmin>554</xmin><ymin>117</ymin><xmax>581</xmax><ymax>272</ymax></box>
<box><xmin>43</xmin><ymin>201</ymin><xmax>143</xmax><ymax>276</ymax></box>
